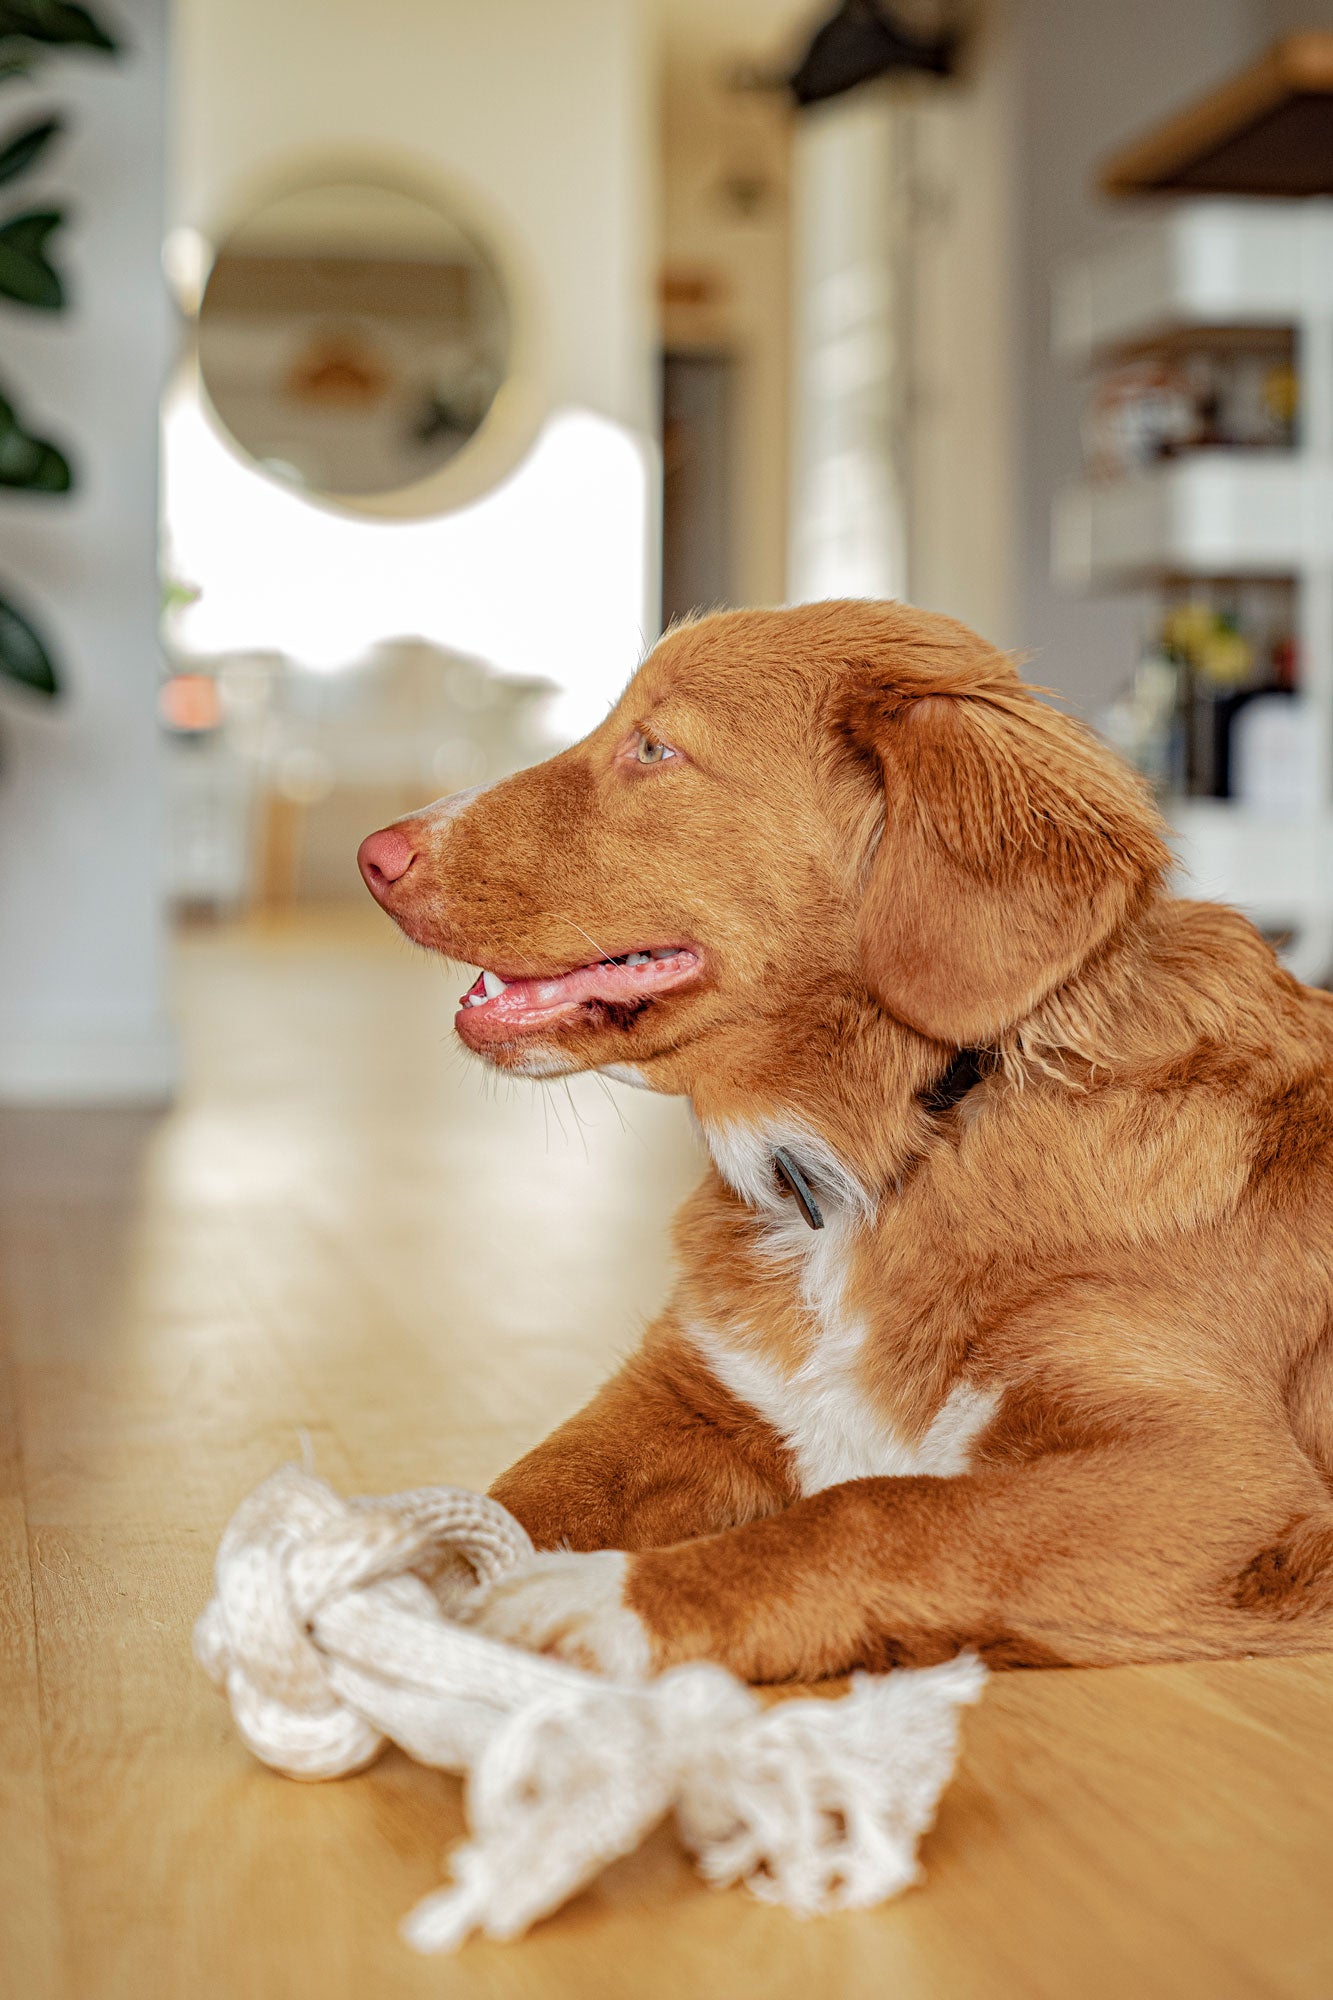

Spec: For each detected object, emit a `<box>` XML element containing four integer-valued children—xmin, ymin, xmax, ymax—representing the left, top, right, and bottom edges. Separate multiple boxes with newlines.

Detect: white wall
<box><xmin>0</xmin><ymin>0</ymin><xmax>175</xmax><ymax>1103</ymax></box>
<box><xmin>1264</xmin><ymin>0</ymin><xmax>1333</xmax><ymax>32</ymax></box>
<box><xmin>167</xmin><ymin>0</ymin><xmax>658</xmax><ymax>740</ymax></box>
<box><xmin>171</xmin><ymin>0</ymin><xmax>656</xmax><ymax>441</ymax></box>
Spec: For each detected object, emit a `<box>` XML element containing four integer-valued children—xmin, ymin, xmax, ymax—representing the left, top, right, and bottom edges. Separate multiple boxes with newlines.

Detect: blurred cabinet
<box><xmin>1054</xmin><ymin>199</ymin><xmax>1333</xmax><ymax>984</ymax></box>
<box><xmin>164</xmin><ymin>737</ymin><xmax>257</xmax><ymax>912</ymax></box>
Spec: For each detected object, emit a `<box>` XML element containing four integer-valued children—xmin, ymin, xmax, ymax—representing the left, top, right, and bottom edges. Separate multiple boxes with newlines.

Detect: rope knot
<box><xmin>197</xmin><ymin>1466</ymin><xmax>985</xmax><ymax>1949</ymax></box>
<box><xmin>193</xmin><ymin>1464</ymin><xmax>533</xmax><ymax>1778</ymax></box>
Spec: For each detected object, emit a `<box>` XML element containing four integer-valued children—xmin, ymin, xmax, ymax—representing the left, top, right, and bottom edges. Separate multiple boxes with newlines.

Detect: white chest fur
<box><xmin>688</xmin><ymin>1192</ymin><xmax>998</xmax><ymax>1496</ymax></box>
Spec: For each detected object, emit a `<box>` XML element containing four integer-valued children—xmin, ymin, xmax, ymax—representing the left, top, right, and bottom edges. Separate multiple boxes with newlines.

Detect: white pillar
<box><xmin>787</xmin><ymin>87</ymin><xmax>908</xmax><ymax>606</ymax></box>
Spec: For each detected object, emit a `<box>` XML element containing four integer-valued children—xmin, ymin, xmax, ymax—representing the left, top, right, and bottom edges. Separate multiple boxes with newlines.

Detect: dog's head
<box><xmin>358</xmin><ymin>602</ymin><xmax>1168</xmax><ymax>1083</ymax></box>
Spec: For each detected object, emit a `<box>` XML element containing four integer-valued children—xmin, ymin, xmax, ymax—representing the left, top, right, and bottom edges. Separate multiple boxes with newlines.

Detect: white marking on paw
<box><xmin>462</xmin><ymin>1549</ymin><xmax>652</xmax><ymax>1679</ymax></box>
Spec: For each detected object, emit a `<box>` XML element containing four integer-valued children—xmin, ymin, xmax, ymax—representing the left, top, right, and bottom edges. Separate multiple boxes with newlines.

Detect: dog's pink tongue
<box><xmin>458</xmin><ymin>951</ymin><xmax>700</xmax><ymax>1030</ymax></box>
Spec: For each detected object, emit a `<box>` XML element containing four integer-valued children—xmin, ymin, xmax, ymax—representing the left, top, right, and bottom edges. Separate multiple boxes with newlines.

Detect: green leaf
<box><xmin>0</xmin><ymin>205</ymin><xmax>63</xmax><ymax>306</ymax></box>
<box><xmin>0</xmin><ymin>386</ymin><xmax>71</xmax><ymax>488</ymax></box>
<box><xmin>0</xmin><ymin>4</ymin><xmax>119</xmax><ymax>53</ymax></box>
<box><xmin>0</xmin><ymin>113</ymin><xmax>61</xmax><ymax>185</ymax></box>
<box><xmin>0</xmin><ymin>586</ymin><xmax>58</xmax><ymax>694</ymax></box>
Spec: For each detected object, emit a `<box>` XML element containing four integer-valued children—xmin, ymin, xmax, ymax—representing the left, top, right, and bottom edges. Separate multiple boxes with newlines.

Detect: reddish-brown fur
<box><xmin>361</xmin><ymin>601</ymin><xmax>1333</xmax><ymax>1680</ymax></box>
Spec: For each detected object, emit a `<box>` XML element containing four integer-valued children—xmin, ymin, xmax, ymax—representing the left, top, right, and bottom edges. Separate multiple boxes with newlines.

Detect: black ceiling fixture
<box><xmin>788</xmin><ymin>0</ymin><xmax>957</xmax><ymax>108</ymax></box>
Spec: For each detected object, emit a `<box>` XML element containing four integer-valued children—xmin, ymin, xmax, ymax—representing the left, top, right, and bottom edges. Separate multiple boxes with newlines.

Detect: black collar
<box><xmin>918</xmin><ymin>1045</ymin><xmax>995</xmax><ymax>1115</ymax></box>
<box><xmin>770</xmin><ymin>1047</ymin><xmax>992</xmax><ymax>1232</ymax></box>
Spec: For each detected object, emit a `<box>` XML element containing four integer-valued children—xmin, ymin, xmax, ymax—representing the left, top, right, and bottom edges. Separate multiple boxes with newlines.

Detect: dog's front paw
<box><xmin>460</xmin><ymin>1549</ymin><xmax>654</xmax><ymax>1678</ymax></box>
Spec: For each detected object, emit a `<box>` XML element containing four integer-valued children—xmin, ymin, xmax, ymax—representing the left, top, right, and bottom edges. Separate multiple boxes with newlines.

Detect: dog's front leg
<box><xmin>488</xmin><ymin>1319</ymin><xmax>798</xmax><ymax>1555</ymax></box>
<box><xmin>472</xmin><ymin>1432</ymin><xmax>1333</xmax><ymax>1677</ymax></box>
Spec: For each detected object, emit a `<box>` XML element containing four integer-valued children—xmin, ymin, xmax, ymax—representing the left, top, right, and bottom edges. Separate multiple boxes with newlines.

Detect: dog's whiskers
<box><xmin>559</xmin><ymin>1079</ymin><xmax>593</xmax><ymax>1163</ymax></box>
<box><xmin>590</xmin><ymin>1070</ymin><xmax>636</xmax><ymax>1142</ymax></box>
<box><xmin>555</xmin><ymin>914</ymin><xmax>615</xmax><ymax>965</ymax></box>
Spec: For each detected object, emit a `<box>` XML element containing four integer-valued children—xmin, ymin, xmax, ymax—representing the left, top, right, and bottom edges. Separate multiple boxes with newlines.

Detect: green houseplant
<box><xmin>0</xmin><ymin>1</ymin><xmax>120</xmax><ymax>699</ymax></box>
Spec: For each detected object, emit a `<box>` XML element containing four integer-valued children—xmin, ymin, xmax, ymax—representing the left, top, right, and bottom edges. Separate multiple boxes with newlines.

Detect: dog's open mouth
<box><xmin>455</xmin><ymin>946</ymin><xmax>702</xmax><ymax>1042</ymax></box>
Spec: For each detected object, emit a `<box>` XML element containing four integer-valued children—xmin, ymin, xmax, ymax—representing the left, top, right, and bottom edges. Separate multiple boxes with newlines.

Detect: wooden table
<box><xmin>2</xmin><ymin>908</ymin><xmax>1330</xmax><ymax>1999</ymax></box>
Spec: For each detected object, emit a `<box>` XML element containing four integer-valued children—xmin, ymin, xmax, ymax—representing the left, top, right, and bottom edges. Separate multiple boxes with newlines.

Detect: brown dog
<box><xmin>357</xmin><ymin>601</ymin><xmax>1333</xmax><ymax>1680</ymax></box>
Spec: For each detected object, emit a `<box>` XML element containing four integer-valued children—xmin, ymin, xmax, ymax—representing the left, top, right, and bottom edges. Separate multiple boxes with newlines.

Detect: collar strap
<box><xmin>772</xmin><ymin>1148</ymin><xmax>825</xmax><ymax>1230</ymax></box>
<box><xmin>769</xmin><ymin>1048</ymin><xmax>993</xmax><ymax>1232</ymax></box>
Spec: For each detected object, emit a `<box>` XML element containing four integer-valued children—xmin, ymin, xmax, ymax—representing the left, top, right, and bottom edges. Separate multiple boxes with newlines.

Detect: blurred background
<box><xmin>2</xmin><ymin>0</ymin><xmax>1333</xmax><ymax>1096</ymax></box>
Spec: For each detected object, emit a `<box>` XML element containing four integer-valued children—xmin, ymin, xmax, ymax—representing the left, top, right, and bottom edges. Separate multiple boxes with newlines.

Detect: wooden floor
<box><xmin>2</xmin><ymin>907</ymin><xmax>1331</xmax><ymax>2000</ymax></box>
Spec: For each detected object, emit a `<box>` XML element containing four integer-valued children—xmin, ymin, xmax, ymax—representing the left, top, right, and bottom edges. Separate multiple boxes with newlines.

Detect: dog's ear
<box><xmin>846</xmin><ymin>676</ymin><xmax>1169</xmax><ymax>1045</ymax></box>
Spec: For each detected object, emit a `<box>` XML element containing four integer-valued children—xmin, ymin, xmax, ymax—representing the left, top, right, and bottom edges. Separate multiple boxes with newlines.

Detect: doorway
<box><xmin>661</xmin><ymin>349</ymin><xmax>736</xmax><ymax>625</ymax></box>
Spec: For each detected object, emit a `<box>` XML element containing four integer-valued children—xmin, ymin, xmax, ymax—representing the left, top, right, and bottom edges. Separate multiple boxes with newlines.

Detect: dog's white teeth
<box><xmin>465</xmin><ymin>993</ymin><xmax>486</xmax><ymax>1008</ymax></box>
<box><xmin>624</xmin><ymin>952</ymin><xmax>650</xmax><ymax>967</ymax></box>
<box><xmin>481</xmin><ymin>971</ymin><xmax>507</xmax><ymax>998</ymax></box>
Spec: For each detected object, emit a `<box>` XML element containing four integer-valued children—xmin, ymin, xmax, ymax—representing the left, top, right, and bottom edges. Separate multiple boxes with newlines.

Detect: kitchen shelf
<box><xmin>1054</xmin><ymin>457</ymin><xmax>1333</xmax><ymax>589</ymax></box>
<box><xmin>1099</xmin><ymin>33</ymin><xmax>1333</xmax><ymax>198</ymax></box>
<box><xmin>1055</xmin><ymin>199</ymin><xmax>1333</xmax><ymax>983</ymax></box>
<box><xmin>1053</xmin><ymin>201</ymin><xmax>1333</xmax><ymax>366</ymax></box>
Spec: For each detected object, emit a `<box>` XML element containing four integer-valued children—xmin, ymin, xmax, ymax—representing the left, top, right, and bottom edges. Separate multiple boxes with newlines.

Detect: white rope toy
<box><xmin>195</xmin><ymin>1464</ymin><xmax>986</xmax><ymax>1952</ymax></box>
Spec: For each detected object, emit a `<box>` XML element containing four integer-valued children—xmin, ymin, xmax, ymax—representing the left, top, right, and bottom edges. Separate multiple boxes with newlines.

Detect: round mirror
<box><xmin>197</xmin><ymin>178</ymin><xmax>511</xmax><ymax>502</ymax></box>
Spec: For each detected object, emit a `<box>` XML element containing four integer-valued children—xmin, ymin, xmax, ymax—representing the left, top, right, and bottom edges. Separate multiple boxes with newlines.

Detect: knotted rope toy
<box><xmin>195</xmin><ymin>1465</ymin><xmax>986</xmax><ymax>1951</ymax></box>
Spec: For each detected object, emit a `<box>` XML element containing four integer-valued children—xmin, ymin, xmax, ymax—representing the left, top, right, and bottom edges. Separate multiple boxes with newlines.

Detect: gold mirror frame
<box><xmin>181</xmin><ymin>148</ymin><xmax>546</xmax><ymax>521</ymax></box>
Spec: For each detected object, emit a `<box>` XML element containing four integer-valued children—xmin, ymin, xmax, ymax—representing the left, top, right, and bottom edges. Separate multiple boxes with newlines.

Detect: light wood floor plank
<box><xmin>0</xmin><ymin>1243</ymin><xmax>61</xmax><ymax>2000</ymax></box>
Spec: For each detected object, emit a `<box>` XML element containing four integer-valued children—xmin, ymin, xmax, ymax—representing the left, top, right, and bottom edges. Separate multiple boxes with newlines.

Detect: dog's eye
<box><xmin>635</xmin><ymin>735</ymin><xmax>675</xmax><ymax>766</ymax></box>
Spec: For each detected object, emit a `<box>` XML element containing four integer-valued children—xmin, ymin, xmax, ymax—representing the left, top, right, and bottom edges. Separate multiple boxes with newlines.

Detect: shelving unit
<box><xmin>1054</xmin><ymin>199</ymin><xmax>1333</xmax><ymax>983</ymax></box>
<box><xmin>1098</xmin><ymin>32</ymin><xmax>1333</xmax><ymax>199</ymax></box>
